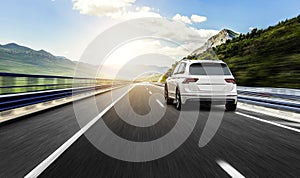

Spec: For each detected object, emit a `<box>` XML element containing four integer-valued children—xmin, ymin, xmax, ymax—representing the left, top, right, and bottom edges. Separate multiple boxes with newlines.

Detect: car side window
<box><xmin>172</xmin><ymin>64</ymin><xmax>180</xmax><ymax>75</ymax></box>
<box><xmin>177</xmin><ymin>63</ymin><xmax>186</xmax><ymax>74</ymax></box>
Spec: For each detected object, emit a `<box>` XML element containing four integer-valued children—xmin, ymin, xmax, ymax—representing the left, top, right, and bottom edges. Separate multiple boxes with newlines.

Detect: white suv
<box><xmin>165</xmin><ymin>60</ymin><xmax>237</xmax><ymax>111</ymax></box>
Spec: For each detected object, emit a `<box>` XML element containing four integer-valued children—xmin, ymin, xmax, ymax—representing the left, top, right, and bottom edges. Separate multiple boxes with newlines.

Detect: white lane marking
<box><xmin>238</xmin><ymin>102</ymin><xmax>300</xmax><ymax>123</ymax></box>
<box><xmin>156</xmin><ymin>99</ymin><xmax>165</xmax><ymax>108</ymax></box>
<box><xmin>236</xmin><ymin>112</ymin><xmax>300</xmax><ymax>134</ymax></box>
<box><xmin>216</xmin><ymin>160</ymin><xmax>245</xmax><ymax>178</ymax></box>
<box><xmin>24</xmin><ymin>86</ymin><xmax>134</xmax><ymax>178</ymax></box>
<box><xmin>276</xmin><ymin>122</ymin><xmax>300</xmax><ymax>127</ymax></box>
<box><xmin>149</xmin><ymin>91</ymin><xmax>152</xmax><ymax>95</ymax></box>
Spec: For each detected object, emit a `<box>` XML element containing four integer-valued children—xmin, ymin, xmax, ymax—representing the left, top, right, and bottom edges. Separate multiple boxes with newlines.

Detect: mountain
<box><xmin>0</xmin><ymin>43</ymin><xmax>82</xmax><ymax>76</ymax></box>
<box><xmin>1</xmin><ymin>43</ymin><xmax>32</xmax><ymax>51</ymax></box>
<box><xmin>0</xmin><ymin>43</ymin><xmax>65</xmax><ymax>61</ymax></box>
<box><xmin>160</xmin><ymin>29</ymin><xmax>240</xmax><ymax>82</ymax></box>
<box><xmin>0</xmin><ymin>43</ymin><xmax>169</xmax><ymax>79</ymax></box>
<box><xmin>191</xmin><ymin>29</ymin><xmax>239</xmax><ymax>56</ymax></box>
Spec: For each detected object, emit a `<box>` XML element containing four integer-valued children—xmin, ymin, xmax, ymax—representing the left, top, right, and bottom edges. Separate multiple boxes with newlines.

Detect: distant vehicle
<box><xmin>165</xmin><ymin>60</ymin><xmax>237</xmax><ymax>111</ymax></box>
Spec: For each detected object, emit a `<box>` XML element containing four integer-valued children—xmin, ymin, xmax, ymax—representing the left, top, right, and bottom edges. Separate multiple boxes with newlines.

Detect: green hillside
<box><xmin>168</xmin><ymin>15</ymin><xmax>300</xmax><ymax>88</ymax></box>
<box><xmin>0</xmin><ymin>43</ymin><xmax>97</xmax><ymax>77</ymax></box>
<box><xmin>214</xmin><ymin>15</ymin><xmax>300</xmax><ymax>88</ymax></box>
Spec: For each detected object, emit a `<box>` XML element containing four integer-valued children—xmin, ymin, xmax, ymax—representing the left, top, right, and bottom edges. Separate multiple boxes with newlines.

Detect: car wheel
<box><xmin>226</xmin><ymin>102</ymin><xmax>237</xmax><ymax>111</ymax></box>
<box><xmin>165</xmin><ymin>85</ymin><xmax>173</xmax><ymax>105</ymax></box>
<box><xmin>175</xmin><ymin>89</ymin><xmax>182</xmax><ymax>110</ymax></box>
<box><xmin>200</xmin><ymin>103</ymin><xmax>211</xmax><ymax>110</ymax></box>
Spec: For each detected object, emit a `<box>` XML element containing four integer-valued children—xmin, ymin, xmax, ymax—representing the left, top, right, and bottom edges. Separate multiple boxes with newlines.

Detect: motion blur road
<box><xmin>0</xmin><ymin>84</ymin><xmax>300</xmax><ymax>177</ymax></box>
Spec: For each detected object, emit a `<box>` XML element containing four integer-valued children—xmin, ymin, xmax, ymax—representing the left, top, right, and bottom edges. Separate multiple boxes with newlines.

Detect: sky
<box><xmin>0</xmin><ymin>0</ymin><xmax>300</xmax><ymax>64</ymax></box>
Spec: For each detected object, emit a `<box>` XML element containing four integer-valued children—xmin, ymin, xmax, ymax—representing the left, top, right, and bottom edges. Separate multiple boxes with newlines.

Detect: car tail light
<box><xmin>183</xmin><ymin>78</ymin><xmax>199</xmax><ymax>84</ymax></box>
<box><xmin>225</xmin><ymin>78</ymin><xmax>236</xmax><ymax>84</ymax></box>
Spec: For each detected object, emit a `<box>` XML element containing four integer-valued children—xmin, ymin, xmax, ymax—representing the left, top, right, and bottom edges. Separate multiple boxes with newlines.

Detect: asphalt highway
<box><xmin>0</xmin><ymin>84</ymin><xmax>299</xmax><ymax>177</ymax></box>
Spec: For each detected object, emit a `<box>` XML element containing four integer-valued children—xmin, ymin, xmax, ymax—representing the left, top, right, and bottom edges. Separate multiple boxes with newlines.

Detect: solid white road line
<box><xmin>276</xmin><ymin>122</ymin><xmax>300</xmax><ymax>127</ymax></box>
<box><xmin>216</xmin><ymin>160</ymin><xmax>245</xmax><ymax>178</ymax></box>
<box><xmin>236</xmin><ymin>112</ymin><xmax>300</xmax><ymax>134</ymax></box>
<box><xmin>156</xmin><ymin>99</ymin><xmax>165</xmax><ymax>108</ymax></box>
<box><xmin>238</xmin><ymin>102</ymin><xmax>300</xmax><ymax>123</ymax></box>
<box><xmin>24</xmin><ymin>86</ymin><xmax>134</xmax><ymax>178</ymax></box>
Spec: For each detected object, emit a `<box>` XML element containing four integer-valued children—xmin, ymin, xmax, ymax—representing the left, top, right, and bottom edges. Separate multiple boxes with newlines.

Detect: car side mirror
<box><xmin>166</xmin><ymin>71</ymin><xmax>172</xmax><ymax>77</ymax></box>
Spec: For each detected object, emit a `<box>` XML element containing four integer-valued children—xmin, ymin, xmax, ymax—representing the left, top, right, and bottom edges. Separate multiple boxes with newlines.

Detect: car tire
<box><xmin>175</xmin><ymin>89</ymin><xmax>182</xmax><ymax>110</ymax></box>
<box><xmin>226</xmin><ymin>102</ymin><xmax>237</xmax><ymax>111</ymax></box>
<box><xmin>165</xmin><ymin>85</ymin><xmax>173</xmax><ymax>105</ymax></box>
<box><xmin>200</xmin><ymin>103</ymin><xmax>211</xmax><ymax>110</ymax></box>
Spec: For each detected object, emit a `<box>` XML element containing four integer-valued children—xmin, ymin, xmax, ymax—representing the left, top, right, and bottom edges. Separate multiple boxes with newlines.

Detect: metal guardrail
<box><xmin>0</xmin><ymin>72</ymin><xmax>130</xmax><ymax>112</ymax></box>
<box><xmin>237</xmin><ymin>87</ymin><xmax>300</xmax><ymax>112</ymax></box>
<box><xmin>1</xmin><ymin>76</ymin><xmax>299</xmax><ymax>113</ymax></box>
<box><xmin>238</xmin><ymin>86</ymin><xmax>300</xmax><ymax>101</ymax></box>
<box><xmin>0</xmin><ymin>84</ymin><xmax>120</xmax><ymax>112</ymax></box>
<box><xmin>0</xmin><ymin>72</ymin><xmax>116</xmax><ymax>95</ymax></box>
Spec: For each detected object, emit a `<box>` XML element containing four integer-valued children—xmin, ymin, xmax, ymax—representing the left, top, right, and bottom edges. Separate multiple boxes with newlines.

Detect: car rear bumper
<box><xmin>180</xmin><ymin>94</ymin><xmax>237</xmax><ymax>105</ymax></box>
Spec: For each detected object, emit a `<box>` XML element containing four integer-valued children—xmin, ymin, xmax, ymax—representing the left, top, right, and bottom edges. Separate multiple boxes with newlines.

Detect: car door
<box><xmin>174</xmin><ymin>62</ymin><xmax>187</xmax><ymax>91</ymax></box>
<box><xmin>167</xmin><ymin>63</ymin><xmax>180</xmax><ymax>98</ymax></box>
<box><xmin>168</xmin><ymin>62</ymin><xmax>186</xmax><ymax>98</ymax></box>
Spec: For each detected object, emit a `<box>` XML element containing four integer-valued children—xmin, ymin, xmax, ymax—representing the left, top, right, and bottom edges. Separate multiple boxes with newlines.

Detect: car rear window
<box><xmin>189</xmin><ymin>63</ymin><xmax>232</xmax><ymax>75</ymax></box>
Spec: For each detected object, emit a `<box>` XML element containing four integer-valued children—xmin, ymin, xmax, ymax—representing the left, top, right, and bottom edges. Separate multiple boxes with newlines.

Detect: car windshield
<box><xmin>189</xmin><ymin>63</ymin><xmax>232</xmax><ymax>75</ymax></box>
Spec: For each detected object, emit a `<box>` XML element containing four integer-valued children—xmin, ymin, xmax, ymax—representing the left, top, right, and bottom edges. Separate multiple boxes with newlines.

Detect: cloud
<box><xmin>191</xmin><ymin>15</ymin><xmax>207</xmax><ymax>23</ymax></box>
<box><xmin>72</xmin><ymin>1</ymin><xmax>207</xmax><ymax>25</ymax></box>
<box><xmin>72</xmin><ymin>1</ymin><xmax>219</xmax><ymax>62</ymax></box>
<box><xmin>101</xmin><ymin>19</ymin><xmax>219</xmax><ymax>66</ymax></box>
<box><xmin>249</xmin><ymin>27</ymin><xmax>255</xmax><ymax>31</ymax></box>
<box><xmin>142</xmin><ymin>19</ymin><xmax>219</xmax><ymax>46</ymax></box>
<box><xmin>172</xmin><ymin>14</ymin><xmax>192</xmax><ymax>24</ymax></box>
<box><xmin>104</xmin><ymin>39</ymin><xmax>190</xmax><ymax>67</ymax></box>
<box><xmin>122</xmin><ymin>6</ymin><xmax>161</xmax><ymax>20</ymax></box>
<box><xmin>190</xmin><ymin>27</ymin><xmax>219</xmax><ymax>38</ymax></box>
<box><xmin>72</xmin><ymin>0</ymin><xmax>161</xmax><ymax>20</ymax></box>
<box><xmin>172</xmin><ymin>14</ymin><xmax>207</xmax><ymax>25</ymax></box>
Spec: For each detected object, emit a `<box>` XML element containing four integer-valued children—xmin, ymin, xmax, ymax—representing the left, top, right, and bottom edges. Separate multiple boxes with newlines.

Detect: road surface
<box><xmin>0</xmin><ymin>84</ymin><xmax>299</xmax><ymax>177</ymax></box>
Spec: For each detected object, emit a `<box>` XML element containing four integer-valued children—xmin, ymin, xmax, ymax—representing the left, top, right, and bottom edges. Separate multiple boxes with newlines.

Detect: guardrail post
<box><xmin>57</xmin><ymin>78</ymin><xmax>64</xmax><ymax>90</ymax></box>
<box><xmin>2</xmin><ymin>76</ymin><xmax>15</xmax><ymax>94</ymax></box>
<box><xmin>28</xmin><ymin>77</ymin><xmax>38</xmax><ymax>92</ymax></box>
<box><xmin>0</xmin><ymin>76</ymin><xmax>2</xmax><ymax>95</ymax></box>
<box><xmin>18</xmin><ymin>76</ymin><xmax>27</xmax><ymax>93</ymax></box>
